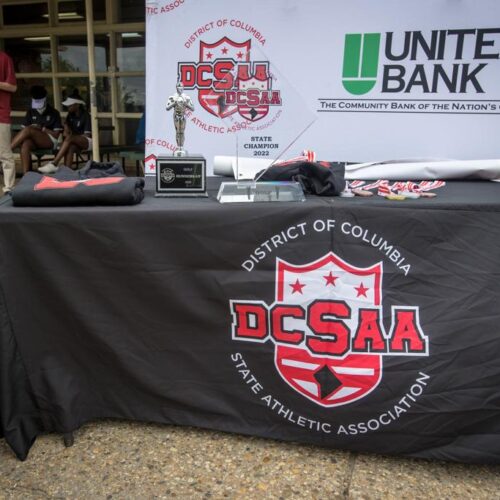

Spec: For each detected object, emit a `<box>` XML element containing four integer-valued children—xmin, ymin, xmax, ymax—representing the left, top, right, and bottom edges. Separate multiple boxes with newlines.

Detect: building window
<box><xmin>2</xmin><ymin>2</ymin><xmax>49</xmax><ymax>26</ymax></box>
<box><xmin>2</xmin><ymin>0</ymin><xmax>145</xmax><ymax>149</ymax></box>
<box><xmin>57</xmin><ymin>0</ymin><xmax>105</xmax><ymax>23</ymax></box>
<box><xmin>119</xmin><ymin>117</ymin><xmax>141</xmax><ymax>145</ymax></box>
<box><xmin>117</xmin><ymin>0</ymin><xmax>145</xmax><ymax>23</ymax></box>
<box><xmin>116</xmin><ymin>33</ymin><xmax>145</xmax><ymax>72</ymax></box>
<box><xmin>4</xmin><ymin>37</ymin><xmax>52</xmax><ymax>73</ymax></box>
<box><xmin>58</xmin><ymin>35</ymin><xmax>109</xmax><ymax>72</ymax></box>
<box><xmin>59</xmin><ymin>76</ymin><xmax>111</xmax><ymax>112</ymax></box>
<box><xmin>117</xmin><ymin>76</ymin><xmax>145</xmax><ymax>113</ymax></box>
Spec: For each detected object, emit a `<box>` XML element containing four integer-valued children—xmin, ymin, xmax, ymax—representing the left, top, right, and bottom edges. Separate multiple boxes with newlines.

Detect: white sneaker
<box><xmin>38</xmin><ymin>162</ymin><xmax>58</xmax><ymax>174</ymax></box>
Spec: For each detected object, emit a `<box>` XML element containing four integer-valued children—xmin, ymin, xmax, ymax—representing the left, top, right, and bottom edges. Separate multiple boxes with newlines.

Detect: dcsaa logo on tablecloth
<box><xmin>230</xmin><ymin>252</ymin><xmax>428</xmax><ymax>407</ymax></box>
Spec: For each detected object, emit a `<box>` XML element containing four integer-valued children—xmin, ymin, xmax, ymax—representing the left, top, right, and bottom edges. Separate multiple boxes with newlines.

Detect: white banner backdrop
<box><xmin>145</xmin><ymin>0</ymin><xmax>500</xmax><ymax>175</ymax></box>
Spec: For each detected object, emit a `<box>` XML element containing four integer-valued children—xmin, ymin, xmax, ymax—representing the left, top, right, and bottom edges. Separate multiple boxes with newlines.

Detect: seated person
<box><xmin>11</xmin><ymin>85</ymin><xmax>62</xmax><ymax>174</ymax></box>
<box><xmin>39</xmin><ymin>92</ymin><xmax>91</xmax><ymax>174</ymax></box>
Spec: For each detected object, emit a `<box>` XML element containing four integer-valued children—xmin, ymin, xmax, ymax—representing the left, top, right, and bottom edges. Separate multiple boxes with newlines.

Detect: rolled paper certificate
<box><xmin>213</xmin><ymin>156</ymin><xmax>234</xmax><ymax>177</ymax></box>
<box><xmin>213</xmin><ymin>155</ymin><xmax>275</xmax><ymax>179</ymax></box>
<box><xmin>214</xmin><ymin>156</ymin><xmax>500</xmax><ymax>181</ymax></box>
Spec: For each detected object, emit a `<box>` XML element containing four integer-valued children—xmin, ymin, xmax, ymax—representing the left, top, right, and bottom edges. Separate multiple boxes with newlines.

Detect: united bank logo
<box><xmin>342</xmin><ymin>28</ymin><xmax>500</xmax><ymax>95</ymax></box>
<box><xmin>178</xmin><ymin>37</ymin><xmax>282</xmax><ymax>122</ymax></box>
<box><xmin>229</xmin><ymin>252</ymin><xmax>429</xmax><ymax>407</ymax></box>
<box><xmin>342</xmin><ymin>33</ymin><xmax>381</xmax><ymax>95</ymax></box>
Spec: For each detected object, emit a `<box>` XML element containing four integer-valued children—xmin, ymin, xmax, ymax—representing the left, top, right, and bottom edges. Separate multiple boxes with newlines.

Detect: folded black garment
<box><xmin>77</xmin><ymin>160</ymin><xmax>125</xmax><ymax>178</ymax></box>
<box><xmin>256</xmin><ymin>161</ymin><xmax>346</xmax><ymax>196</ymax></box>
<box><xmin>12</xmin><ymin>167</ymin><xmax>144</xmax><ymax>207</ymax></box>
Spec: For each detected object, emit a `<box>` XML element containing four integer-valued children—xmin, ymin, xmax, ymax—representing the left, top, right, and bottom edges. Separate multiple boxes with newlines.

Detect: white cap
<box><xmin>62</xmin><ymin>97</ymin><xmax>85</xmax><ymax>106</ymax></box>
<box><xmin>32</xmin><ymin>97</ymin><xmax>46</xmax><ymax>109</ymax></box>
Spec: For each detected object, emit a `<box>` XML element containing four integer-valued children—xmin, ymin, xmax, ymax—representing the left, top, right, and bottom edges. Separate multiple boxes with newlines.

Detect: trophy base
<box><xmin>217</xmin><ymin>181</ymin><xmax>305</xmax><ymax>203</ymax></box>
<box><xmin>173</xmin><ymin>148</ymin><xmax>187</xmax><ymax>157</ymax></box>
<box><xmin>156</xmin><ymin>155</ymin><xmax>206</xmax><ymax>197</ymax></box>
<box><xmin>155</xmin><ymin>192</ymin><xmax>208</xmax><ymax>198</ymax></box>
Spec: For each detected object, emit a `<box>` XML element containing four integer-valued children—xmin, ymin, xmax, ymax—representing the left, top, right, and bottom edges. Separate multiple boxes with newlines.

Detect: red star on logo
<box><xmin>236</xmin><ymin>51</ymin><xmax>244</xmax><ymax>59</ymax></box>
<box><xmin>206</xmin><ymin>51</ymin><xmax>213</xmax><ymax>60</ymax></box>
<box><xmin>221</xmin><ymin>46</ymin><xmax>228</xmax><ymax>55</ymax></box>
<box><xmin>355</xmin><ymin>282</ymin><xmax>369</xmax><ymax>297</ymax></box>
<box><xmin>290</xmin><ymin>279</ymin><xmax>305</xmax><ymax>294</ymax></box>
<box><xmin>324</xmin><ymin>271</ymin><xmax>338</xmax><ymax>286</ymax></box>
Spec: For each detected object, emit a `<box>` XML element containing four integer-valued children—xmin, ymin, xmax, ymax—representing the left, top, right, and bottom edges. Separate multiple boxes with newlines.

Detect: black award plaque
<box><xmin>155</xmin><ymin>155</ymin><xmax>207</xmax><ymax>197</ymax></box>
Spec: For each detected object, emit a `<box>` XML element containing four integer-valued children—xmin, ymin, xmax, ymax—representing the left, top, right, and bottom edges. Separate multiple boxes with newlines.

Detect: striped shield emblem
<box><xmin>237</xmin><ymin>74</ymin><xmax>270</xmax><ymax>121</ymax></box>
<box><xmin>274</xmin><ymin>253</ymin><xmax>383</xmax><ymax>407</ymax></box>
<box><xmin>198</xmin><ymin>37</ymin><xmax>250</xmax><ymax>118</ymax></box>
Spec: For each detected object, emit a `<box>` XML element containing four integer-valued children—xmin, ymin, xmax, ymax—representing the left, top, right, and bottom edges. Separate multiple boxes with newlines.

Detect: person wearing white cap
<box><xmin>11</xmin><ymin>85</ymin><xmax>62</xmax><ymax>174</ymax></box>
<box><xmin>39</xmin><ymin>92</ymin><xmax>91</xmax><ymax>174</ymax></box>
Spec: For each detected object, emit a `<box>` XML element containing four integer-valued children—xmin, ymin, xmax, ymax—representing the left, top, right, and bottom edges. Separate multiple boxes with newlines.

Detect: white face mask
<box><xmin>32</xmin><ymin>97</ymin><xmax>47</xmax><ymax>112</ymax></box>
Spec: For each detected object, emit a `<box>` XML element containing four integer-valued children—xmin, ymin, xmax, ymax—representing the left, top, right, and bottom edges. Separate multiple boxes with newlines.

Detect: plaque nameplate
<box><xmin>155</xmin><ymin>155</ymin><xmax>207</xmax><ymax>197</ymax></box>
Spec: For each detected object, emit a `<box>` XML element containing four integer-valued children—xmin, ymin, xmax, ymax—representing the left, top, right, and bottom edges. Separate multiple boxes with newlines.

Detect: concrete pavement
<box><xmin>1</xmin><ymin>420</ymin><xmax>499</xmax><ymax>499</ymax></box>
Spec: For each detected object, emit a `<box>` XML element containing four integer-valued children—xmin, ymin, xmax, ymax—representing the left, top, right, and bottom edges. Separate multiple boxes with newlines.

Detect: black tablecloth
<box><xmin>1</xmin><ymin>177</ymin><xmax>500</xmax><ymax>462</ymax></box>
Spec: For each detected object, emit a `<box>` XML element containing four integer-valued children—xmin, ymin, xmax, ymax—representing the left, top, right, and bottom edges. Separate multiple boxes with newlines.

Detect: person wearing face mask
<box><xmin>10</xmin><ymin>85</ymin><xmax>62</xmax><ymax>174</ymax></box>
<box><xmin>39</xmin><ymin>91</ymin><xmax>91</xmax><ymax>174</ymax></box>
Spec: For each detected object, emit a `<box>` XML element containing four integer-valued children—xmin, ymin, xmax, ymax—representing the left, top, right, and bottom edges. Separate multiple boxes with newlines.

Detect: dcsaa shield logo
<box><xmin>230</xmin><ymin>252</ymin><xmax>428</xmax><ymax>407</ymax></box>
<box><xmin>179</xmin><ymin>37</ymin><xmax>282</xmax><ymax>122</ymax></box>
<box><xmin>197</xmin><ymin>37</ymin><xmax>250</xmax><ymax>118</ymax></box>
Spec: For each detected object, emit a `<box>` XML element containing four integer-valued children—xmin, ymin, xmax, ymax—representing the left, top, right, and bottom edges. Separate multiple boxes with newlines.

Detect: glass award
<box><xmin>212</xmin><ymin>43</ymin><xmax>316</xmax><ymax>203</ymax></box>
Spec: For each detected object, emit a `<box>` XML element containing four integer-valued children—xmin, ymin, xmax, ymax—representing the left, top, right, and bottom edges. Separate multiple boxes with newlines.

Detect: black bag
<box><xmin>256</xmin><ymin>161</ymin><xmax>346</xmax><ymax>196</ymax></box>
